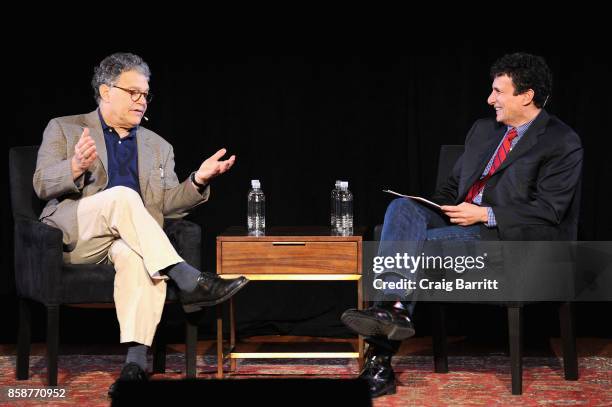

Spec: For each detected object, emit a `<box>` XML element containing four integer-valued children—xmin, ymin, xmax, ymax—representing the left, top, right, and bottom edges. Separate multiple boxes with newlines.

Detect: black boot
<box><xmin>341</xmin><ymin>304</ymin><xmax>415</xmax><ymax>340</ymax></box>
<box><xmin>358</xmin><ymin>345</ymin><xmax>396</xmax><ymax>398</ymax></box>
<box><xmin>179</xmin><ymin>272</ymin><xmax>249</xmax><ymax>312</ymax></box>
<box><xmin>107</xmin><ymin>362</ymin><xmax>148</xmax><ymax>399</ymax></box>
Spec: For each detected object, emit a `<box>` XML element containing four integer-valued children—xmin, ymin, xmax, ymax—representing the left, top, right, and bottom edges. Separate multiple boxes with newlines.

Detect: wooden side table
<box><xmin>215</xmin><ymin>226</ymin><xmax>364</xmax><ymax>378</ymax></box>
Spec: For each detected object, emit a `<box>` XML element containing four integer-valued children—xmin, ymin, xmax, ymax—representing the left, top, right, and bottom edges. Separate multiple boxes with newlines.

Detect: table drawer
<box><xmin>219</xmin><ymin>241</ymin><xmax>358</xmax><ymax>274</ymax></box>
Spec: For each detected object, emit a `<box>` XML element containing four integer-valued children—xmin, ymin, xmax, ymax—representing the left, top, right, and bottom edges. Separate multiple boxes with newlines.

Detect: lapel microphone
<box><xmin>143</xmin><ymin>116</ymin><xmax>149</xmax><ymax>121</ymax></box>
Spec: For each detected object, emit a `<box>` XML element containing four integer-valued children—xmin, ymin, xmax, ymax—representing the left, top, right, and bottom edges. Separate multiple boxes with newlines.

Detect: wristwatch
<box><xmin>190</xmin><ymin>171</ymin><xmax>206</xmax><ymax>192</ymax></box>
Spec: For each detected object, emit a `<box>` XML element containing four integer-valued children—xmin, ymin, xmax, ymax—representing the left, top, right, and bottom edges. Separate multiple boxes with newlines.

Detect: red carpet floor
<box><xmin>0</xmin><ymin>355</ymin><xmax>610</xmax><ymax>406</ymax></box>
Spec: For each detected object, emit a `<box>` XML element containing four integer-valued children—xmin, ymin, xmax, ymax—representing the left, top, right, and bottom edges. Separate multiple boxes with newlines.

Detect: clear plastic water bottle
<box><xmin>337</xmin><ymin>181</ymin><xmax>353</xmax><ymax>236</ymax></box>
<box><xmin>331</xmin><ymin>180</ymin><xmax>341</xmax><ymax>232</ymax></box>
<box><xmin>247</xmin><ymin>180</ymin><xmax>265</xmax><ymax>236</ymax></box>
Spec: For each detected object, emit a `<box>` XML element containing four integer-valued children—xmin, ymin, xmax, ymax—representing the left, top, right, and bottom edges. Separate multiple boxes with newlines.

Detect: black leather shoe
<box><xmin>179</xmin><ymin>272</ymin><xmax>249</xmax><ymax>312</ymax></box>
<box><xmin>341</xmin><ymin>306</ymin><xmax>415</xmax><ymax>340</ymax></box>
<box><xmin>359</xmin><ymin>347</ymin><xmax>396</xmax><ymax>397</ymax></box>
<box><xmin>107</xmin><ymin>362</ymin><xmax>148</xmax><ymax>399</ymax></box>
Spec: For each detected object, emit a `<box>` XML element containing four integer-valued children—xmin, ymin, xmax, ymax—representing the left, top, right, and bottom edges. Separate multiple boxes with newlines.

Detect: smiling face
<box><xmin>99</xmin><ymin>70</ymin><xmax>149</xmax><ymax>130</ymax></box>
<box><xmin>487</xmin><ymin>74</ymin><xmax>535</xmax><ymax>127</ymax></box>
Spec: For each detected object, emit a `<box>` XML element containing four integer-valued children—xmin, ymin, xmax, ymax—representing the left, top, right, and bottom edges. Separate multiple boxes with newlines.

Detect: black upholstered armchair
<box><xmin>9</xmin><ymin>145</ymin><xmax>201</xmax><ymax>385</ymax></box>
<box><xmin>373</xmin><ymin>145</ymin><xmax>579</xmax><ymax>395</ymax></box>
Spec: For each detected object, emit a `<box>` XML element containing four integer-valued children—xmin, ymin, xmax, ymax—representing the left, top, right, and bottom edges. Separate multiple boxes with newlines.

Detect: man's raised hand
<box><xmin>194</xmin><ymin>148</ymin><xmax>236</xmax><ymax>184</ymax></box>
<box><xmin>71</xmin><ymin>127</ymin><xmax>98</xmax><ymax>179</ymax></box>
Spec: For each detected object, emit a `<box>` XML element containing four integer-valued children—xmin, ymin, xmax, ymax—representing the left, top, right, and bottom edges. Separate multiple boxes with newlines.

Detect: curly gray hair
<box><xmin>91</xmin><ymin>52</ymin><xmax>151</xmax><ymax>103</ymax></box>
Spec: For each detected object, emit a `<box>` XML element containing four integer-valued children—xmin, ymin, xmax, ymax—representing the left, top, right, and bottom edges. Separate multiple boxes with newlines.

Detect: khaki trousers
<box><xmin>62</xmin><ymin>186</ymin><xmax>184</xmax><ymax>346</ymax></box>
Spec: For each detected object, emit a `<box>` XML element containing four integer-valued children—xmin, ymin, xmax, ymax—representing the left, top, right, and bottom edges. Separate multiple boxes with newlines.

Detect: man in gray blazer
<box><xmin>33</xmin><ymin>53</ymin><xmax>248</xmax><ymax>395</ymax></box>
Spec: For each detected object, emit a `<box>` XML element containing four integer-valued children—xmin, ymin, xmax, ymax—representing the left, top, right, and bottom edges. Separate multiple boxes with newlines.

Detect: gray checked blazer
<box><xmin>33</xmin><ymin>110</ymin><xmax>210</xmax><ymax>250</ymax></box>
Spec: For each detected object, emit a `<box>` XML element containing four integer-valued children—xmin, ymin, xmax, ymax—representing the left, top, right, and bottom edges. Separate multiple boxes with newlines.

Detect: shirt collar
<box><xmin>508</xmin><ymin>110</ymin><xmax>540</xmax><ymax>139</ymax></box>
<box><xmin>97</xmin><ymin>109</ymin><xmax>138</xmax><ymax>139</ymax></box>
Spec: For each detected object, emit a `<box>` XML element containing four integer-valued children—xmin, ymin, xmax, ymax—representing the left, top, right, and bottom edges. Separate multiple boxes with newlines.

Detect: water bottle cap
<box><xmin>251</xmin><ymin>180</ymin><xmax>261</xmax><ymax>189</ymax></box>
<box><xmin>335</xmin><ymin>180</ymin><xmax>341</xmax><ymax>187</ymax></box>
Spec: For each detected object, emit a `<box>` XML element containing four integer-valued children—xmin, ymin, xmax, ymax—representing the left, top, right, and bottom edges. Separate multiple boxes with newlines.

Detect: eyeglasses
<box><xmin>112</xmin><ymin>85</ymin><xmax>153</xmax><ymax>103</ymax></box>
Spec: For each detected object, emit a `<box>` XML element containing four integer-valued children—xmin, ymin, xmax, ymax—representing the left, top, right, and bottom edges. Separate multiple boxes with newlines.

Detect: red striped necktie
<box><xmin>464</xmin><ymin>127</ymin><xmax>518</xmax><ymax>203</ymax></box>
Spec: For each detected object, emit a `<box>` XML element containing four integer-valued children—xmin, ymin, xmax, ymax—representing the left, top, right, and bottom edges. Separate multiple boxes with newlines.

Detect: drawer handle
<box><xmin>272</xmin><ymin>242</ymin><xmax>306</xmax><ymax>246</ymax></box>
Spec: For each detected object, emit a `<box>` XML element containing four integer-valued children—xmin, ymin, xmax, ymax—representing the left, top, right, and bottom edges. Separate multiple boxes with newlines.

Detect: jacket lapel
<box><xmin>458</xmin><ymin>124</ymin><xmax>506</xmax><ymax>200</ymax></box>
<box><xmin>82</xmin><ymin>109</ymin><xmax>156</xmax><ymax>195</ymax></box>
<box><xmin>494</xmin><ymin>110</ymin><xmax>549</xmax><ymax>174</ymax></box>
<box><xmin>82</xmin><ymin>110</ymin><xmax>108</xmax><ymax>186</ymax></box>
<box><xmin>136</xmin><ymin>129</ymin><xmax>155</xmax><ymax>196</ymax></box>
<box><xmin>458</xmin><ymin>110</ymin><xmax>549</xmax><ymax>200</ymax></box>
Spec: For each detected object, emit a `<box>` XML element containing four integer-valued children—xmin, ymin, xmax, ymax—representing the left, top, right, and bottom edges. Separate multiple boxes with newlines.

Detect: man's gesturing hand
<box><xmin>71</xmin><ymin>127</ymin><xmax>97</xmax><ymax>180</ymax></box>
<box><xmin>441</xmin><ymin>202</ymin><xmax>488</xmax><ymax>226</ymax></box>
<box><xmin>194</xmin><ymin>148</ymin><xmax>236</xmax><ymax>185</ymax></box>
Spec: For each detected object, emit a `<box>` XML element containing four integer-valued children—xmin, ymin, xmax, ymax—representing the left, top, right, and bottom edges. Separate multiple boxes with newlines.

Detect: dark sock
<box><xmin>125</xmin><ymin>343</ymin><xmax>148</xmax><ymax>371</ymax></box>
<box><xmin>164</xmin><ymin>262</ymin><xmax>200</xmax><ymax>291</ymax></box>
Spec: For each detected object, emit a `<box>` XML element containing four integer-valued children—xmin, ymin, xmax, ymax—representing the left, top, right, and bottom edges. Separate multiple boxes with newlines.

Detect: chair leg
<box><xmin>507</xmin><ymin>306</ymin><xmax>523</xmax><ymax>395</ymax></box>
<box><xmin>559</xmin><ymin>302</ymin><xmax>579</xmax><ymax>380</ymax></box>
<box><xmin>152</xmin><ymin>327</ymin><xmax>167</xmax><ymax>374</ymax></box>
<box><xmin>16</xmin><ymin>298</ymin><xmax>32</xmax><ymax>380</ymax></box>
<box><xmin>185</xmin><ymin>316</ymin><xmax>198</xmax><ymax>378</ymax></box>
<box><xmin>217</xmin><ymin>304</ymin><xmax>224</xmax><ymax>378</ymax></box>
<box><xmin>431</xmin><ymin>303</ymin><xmax>448</xmax><ymax>373</ymax></box>
<box><xmin>46</xmin><ymin>304</ymin><xmax>60</xmax><ymax>386</ymax></box>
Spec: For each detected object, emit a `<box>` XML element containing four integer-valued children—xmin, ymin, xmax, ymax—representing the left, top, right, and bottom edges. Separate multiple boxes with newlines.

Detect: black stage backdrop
<box><xmin>3</xmin><ymin>40</ymin><xmax>611</xmax><ymax>347</ymax></box>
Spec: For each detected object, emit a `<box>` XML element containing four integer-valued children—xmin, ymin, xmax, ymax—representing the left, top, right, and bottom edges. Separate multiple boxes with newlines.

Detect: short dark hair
<box><xmin>91</xmin><ymin>52</ymin><xmax>150</xmax><ymax>103</ymax></box>
<box><xmin>490</xmin><ymin>53</ymin><xmax>552</xmax><ymax>108</ymax></box>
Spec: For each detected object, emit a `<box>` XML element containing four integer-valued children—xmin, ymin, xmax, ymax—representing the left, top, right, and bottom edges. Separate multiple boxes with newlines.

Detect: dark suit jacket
<box><xmin>431</xmin><ymin>110</ymin><xmax>583</xmax><ymax>241</ymax></box>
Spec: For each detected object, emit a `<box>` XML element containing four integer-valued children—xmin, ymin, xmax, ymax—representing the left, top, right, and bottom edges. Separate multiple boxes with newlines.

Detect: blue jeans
<box><xmin>368</xmin><ymin>198</ymin><xmax>481</xmax><ymax>354</ymax></box>
<box><xmin>377</xmin><ymin>198</ymin><xmax>481</xmax><ymax>311</ymax></box>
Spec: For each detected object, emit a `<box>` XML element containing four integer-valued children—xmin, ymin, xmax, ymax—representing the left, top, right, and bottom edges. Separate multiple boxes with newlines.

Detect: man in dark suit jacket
<box><xmin>341</xmin><ymin>53</ymin><xmax>583</xmax><ymax>398</ymax></box>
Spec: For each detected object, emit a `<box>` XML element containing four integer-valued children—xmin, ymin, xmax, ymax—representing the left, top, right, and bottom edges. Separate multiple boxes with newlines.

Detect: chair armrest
<box><xmin>163</xmin><ymin>219</ymin><xmax>202</xmax><ymax>269</ymax></box>
<box><xmin>14</xmin><ymin>217</ymin><xmax>64</xmax><ymax>304</ymax></box>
